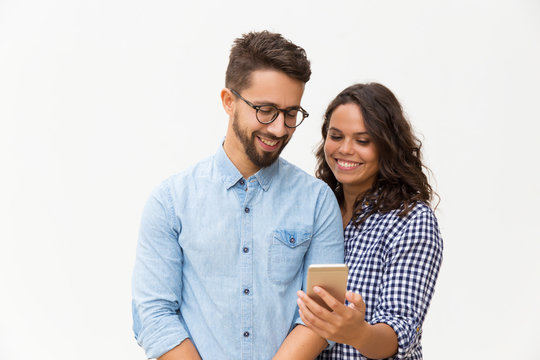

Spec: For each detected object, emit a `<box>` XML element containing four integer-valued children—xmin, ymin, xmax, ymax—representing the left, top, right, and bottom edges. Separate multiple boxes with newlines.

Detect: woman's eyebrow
<box><xmin>327</xmin><ymin>127</ymin><xmax>342</xmax><ymax>133</ymax></box>
<box><xmin>328</xmin><ymin>127</ymin><xmax>369</xmax><ymax>136</ymax></box>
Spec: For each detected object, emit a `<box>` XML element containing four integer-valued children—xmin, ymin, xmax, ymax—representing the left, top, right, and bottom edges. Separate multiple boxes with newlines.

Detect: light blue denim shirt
<box><xmin>132</xmin><ymin>145</ymin><xmax>344</xmax><ymax>359</ymax></box>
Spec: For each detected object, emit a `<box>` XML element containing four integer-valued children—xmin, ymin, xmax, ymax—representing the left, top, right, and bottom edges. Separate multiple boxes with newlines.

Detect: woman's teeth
<box><xmin>337</xmin><ymin>159</ymin><xmax>360</xmax><ymax>168</ymax></box>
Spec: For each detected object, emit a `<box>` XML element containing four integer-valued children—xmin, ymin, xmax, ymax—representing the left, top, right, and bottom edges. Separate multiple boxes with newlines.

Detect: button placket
<box><xmin>240</xmin><ymin>178</ymin><xmax>256</xmax><ymax>357</ymax></box>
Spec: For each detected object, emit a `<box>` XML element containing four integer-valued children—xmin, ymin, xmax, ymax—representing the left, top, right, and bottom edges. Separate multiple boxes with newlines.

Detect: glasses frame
<box><xmin>229</xmin><ymin>88</ymin><xmax>309</xmax><ymax>128</ymax></box>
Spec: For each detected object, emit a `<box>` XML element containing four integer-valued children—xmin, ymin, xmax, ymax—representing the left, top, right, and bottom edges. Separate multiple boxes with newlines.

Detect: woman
<box><xmin>296</xmin><ymin>83</ymin><xmax>443</xmax><ymax>359</ymax></box>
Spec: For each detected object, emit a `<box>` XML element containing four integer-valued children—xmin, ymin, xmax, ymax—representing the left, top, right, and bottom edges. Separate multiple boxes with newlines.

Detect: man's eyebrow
<box><xmin>251</xmin><ymin>99</ymin><xmax>276</xmax><ymax>106</ymax></box>
<box><xmin>252</xmin><ymin>100</ymin><xmax>301</xmax><ymax>109</ymax></box>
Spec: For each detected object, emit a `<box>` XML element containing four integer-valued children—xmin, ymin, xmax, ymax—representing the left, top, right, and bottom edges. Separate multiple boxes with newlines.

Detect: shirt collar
<box><xmin>215</xmin><ymin>144</ymin><xmax>278</xmax><ymax>191</ymax></box>
<box><xmin>252</xmin><ymin>157</ymin><xmax>278</xmax><ymax>192</ymax></box>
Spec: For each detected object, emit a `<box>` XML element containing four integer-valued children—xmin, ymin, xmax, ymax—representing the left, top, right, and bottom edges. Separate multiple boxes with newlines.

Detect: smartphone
<box><xmin>306</xmin><ymin>264</ymin><xmax>348</xmax><ymax>311</ymax></box>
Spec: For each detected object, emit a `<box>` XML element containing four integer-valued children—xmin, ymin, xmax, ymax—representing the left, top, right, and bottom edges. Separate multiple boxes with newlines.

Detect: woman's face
<box><xmin>324</xmin><ymin>103</ymin><xmax>379</xmax><ymax>195</ymax></box>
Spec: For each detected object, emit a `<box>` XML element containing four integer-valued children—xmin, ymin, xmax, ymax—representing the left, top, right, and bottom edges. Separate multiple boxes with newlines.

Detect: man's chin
<box><xmin>256</xmin><ymin>154</ymin><xmax>279</xmax><ymax>168</ymax></box>
<box><xmin>248</xmin><ymin>148</ymin><xmax>281</xmax><ymax>168</ymax></box>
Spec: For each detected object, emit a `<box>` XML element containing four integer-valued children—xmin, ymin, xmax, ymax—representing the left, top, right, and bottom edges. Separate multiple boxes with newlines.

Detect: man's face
<box><xmin>228</xmin><ymin>70</ymin><xmax>305</xmax><ymax>169</ymax></box>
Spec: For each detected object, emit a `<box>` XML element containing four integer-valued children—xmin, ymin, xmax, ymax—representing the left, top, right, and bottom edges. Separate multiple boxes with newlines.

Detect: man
<box><xmin>132</xmin><ymin>31</ymin><xmax>344</xmax><ymax>359</ymax></box>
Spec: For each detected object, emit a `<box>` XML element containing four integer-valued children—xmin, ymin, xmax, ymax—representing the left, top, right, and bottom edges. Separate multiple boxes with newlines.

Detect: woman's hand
<box><xmin>296</xmin><ymin>287</ymin><xmax>368</xmax><ymax>348</ymax></box>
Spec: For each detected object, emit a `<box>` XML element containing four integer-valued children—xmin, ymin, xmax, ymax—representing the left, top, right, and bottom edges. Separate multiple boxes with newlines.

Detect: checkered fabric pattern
<box><xmin>317</xmin><ymin>202</ymin><xmax>443</xmax><ymax>360</ymax></box>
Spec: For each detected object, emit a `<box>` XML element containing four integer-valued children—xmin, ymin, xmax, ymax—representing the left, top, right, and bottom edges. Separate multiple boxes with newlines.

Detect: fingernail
<box><xmin>313</xmin><ymin>286</ymin><xmax>321</xmax><ymax>293</ymax></box>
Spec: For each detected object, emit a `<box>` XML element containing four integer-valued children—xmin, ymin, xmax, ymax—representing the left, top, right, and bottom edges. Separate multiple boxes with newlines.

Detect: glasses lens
<box><xmin>284</xmin><ymin>109</ymin><xmax>302</xmax><ymax>128</ymax></box>
<box><xmin>256</xmin><ymin>105</ymin><xmax>278</xmax><ymax>124</ymax></box>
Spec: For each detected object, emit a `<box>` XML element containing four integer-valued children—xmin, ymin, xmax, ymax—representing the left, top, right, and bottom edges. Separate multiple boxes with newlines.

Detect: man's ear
<box><xmin>221</xmin><ymin>88</ymin><xmax>235</xmax><ymax>116</ymax></box>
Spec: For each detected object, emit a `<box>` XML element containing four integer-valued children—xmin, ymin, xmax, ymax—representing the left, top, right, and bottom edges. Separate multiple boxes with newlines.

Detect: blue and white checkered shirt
<box><xmin>317</xmin><ymin>201</ymin><xmax>443</xmax><ymax>360</ymax></box>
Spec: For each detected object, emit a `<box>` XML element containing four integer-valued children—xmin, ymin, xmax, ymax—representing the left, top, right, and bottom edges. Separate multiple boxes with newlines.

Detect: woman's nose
<box><xmin>339</xmin><ymin>139</ymin><xmax>354</xmax><ymax>154</ymax></box>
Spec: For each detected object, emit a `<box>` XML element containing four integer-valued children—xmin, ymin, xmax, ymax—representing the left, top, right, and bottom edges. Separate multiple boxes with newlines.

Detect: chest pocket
<box><xmin>268</xmin><ymin>230</ymin><xmax>312</xmax><ymax>284</ymax></box>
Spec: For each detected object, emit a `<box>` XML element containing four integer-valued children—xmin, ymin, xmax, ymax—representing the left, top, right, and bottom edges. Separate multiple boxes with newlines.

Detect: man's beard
<box><xmin>232</xmin><ymin>113</ymin><xmax>289</xmax><ymax>168</ymax></box>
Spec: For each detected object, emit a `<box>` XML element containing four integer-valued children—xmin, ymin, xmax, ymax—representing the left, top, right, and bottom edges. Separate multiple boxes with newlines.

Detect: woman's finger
<box><xmin>313</xmin><ymin>286</ymin><xmax>347</xmax><ymax>314</ymax></box>
<box><xmin>345</xmin><ymin>291</ymin><xmax>366</xmax><ymax>313</ymax></box>
<box><xmin>297</xmin><ymin>290</ymin><xmax>333</xmax><ymax>320</ymax></box>
<box><xmin>297</xmin><ymin>297</ymin><xmax>332</xmax><ymax>339</ymax></box>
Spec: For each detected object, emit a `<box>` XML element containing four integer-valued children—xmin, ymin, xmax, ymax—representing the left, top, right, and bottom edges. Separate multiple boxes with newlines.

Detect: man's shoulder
<box><xmin>273</xmin><ymin>158</ymin><xmax>338</xmax><ymax>211</ymax></box>
<box><xmin>176</xmin><ymin>155</ymin><xmax>214</xmax><ymax>178</ymax></box>
<box><xmin>277</xmin><ymin>157</ymin><xmax>326</xmax><ymax>188</ymax></box>
<box><xmin>156</xmin><ymin>154</ymin><xmax>215</xmax><ymax>193</ymax></box>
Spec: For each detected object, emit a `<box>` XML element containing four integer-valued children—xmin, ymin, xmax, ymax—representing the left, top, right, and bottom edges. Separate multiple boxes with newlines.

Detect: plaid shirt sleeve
<box><xmin>369</xmin><ymin>205</ymin><xmax>443</xmax><ymax>359</ymax></box>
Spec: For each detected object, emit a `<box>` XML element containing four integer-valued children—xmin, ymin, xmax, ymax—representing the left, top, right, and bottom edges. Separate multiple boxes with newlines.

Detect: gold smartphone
<box><xmin>306</xmin><ymin>264</ymin><xmax>349</xmax><ymax>311</ymax></box>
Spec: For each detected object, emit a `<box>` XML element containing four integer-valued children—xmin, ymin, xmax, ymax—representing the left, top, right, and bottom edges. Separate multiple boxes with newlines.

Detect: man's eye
<box><xmin>258</xmin><ymin>106</ymin><xmax>275</xmax><ymax>114</ymax></box>
<box><xmin>286</xmin><ymin>110</ymin><xmax>299</xmax><ymax>118</ymax></box>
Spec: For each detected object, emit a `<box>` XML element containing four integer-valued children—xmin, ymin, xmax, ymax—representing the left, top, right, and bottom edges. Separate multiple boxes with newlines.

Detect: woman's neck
<box><xmin>341</xmin><ymin>186</ymin><xmax>363</xmax><ymax>229</ymax></box>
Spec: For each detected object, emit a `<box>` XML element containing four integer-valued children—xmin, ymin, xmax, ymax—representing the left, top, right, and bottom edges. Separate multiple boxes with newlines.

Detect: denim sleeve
<box><xmin>294</xmin><ymin>184</ymin><xmax>344</xmax><ymax>348</ymax></box>
<box><xmin>369</xmin><ymin>209</ymin><xmax>443</xmax><ymax>359</ymax></box>
<box><xmin>132</xmin><ymin>182</ymin><xmax>190</xmax><ymax>359</ymax></box>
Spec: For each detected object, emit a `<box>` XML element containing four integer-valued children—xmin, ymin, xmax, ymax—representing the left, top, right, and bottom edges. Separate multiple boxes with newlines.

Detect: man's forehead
<box><xmin>240</xmin><ymin>69</ymin><xmax>305</xmax><ymax>105</ymax></box>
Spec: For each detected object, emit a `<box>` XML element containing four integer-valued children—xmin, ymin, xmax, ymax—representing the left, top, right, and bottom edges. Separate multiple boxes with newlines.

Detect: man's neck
<box><xmin>222</xmin><ymin>139</ymin><xmax>260</xmax><ymax>179</ymax></box>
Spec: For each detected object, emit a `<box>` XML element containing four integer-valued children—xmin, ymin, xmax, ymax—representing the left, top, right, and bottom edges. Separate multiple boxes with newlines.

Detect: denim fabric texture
<box><xmin>132</xmin><ymin>145</ymin><xmax>344</xmax><ymax>359</ymax></box>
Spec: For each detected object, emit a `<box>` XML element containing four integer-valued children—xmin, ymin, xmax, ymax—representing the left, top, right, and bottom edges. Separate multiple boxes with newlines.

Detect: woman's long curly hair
<box><xmin>315</xmin><ymin>83</ymin><xmax>436</xmax><ymax>224</ymax></box>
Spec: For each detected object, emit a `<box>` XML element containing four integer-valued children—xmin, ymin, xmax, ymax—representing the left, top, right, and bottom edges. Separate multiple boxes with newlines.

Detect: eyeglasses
<box><xmin>229</xmin><ymin>89</ymin><xmax>309</xmax><ymax>128</ymax></box>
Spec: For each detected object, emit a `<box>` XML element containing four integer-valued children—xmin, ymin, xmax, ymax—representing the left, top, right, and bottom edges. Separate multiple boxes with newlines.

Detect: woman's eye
<box><xmin>329</xmin><ymin>135</ymin><xmax>342</xmax><ymax>141</ymax></box>
<box><xmin>356</xmin><ymin>139</ymin><xmax>369</xmax><ymax>145</ymax></box>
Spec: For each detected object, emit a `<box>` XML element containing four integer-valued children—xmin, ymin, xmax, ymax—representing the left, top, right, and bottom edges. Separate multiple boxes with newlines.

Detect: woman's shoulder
<box><xmin>395</xmin><ymin>201</ymin><xmax>442</xmax><ymax>248</ymax></box>
<box><xmin>362</xmin><ymin>201</ymin><xmax>438</xmax><ymax>234</ymax></box>
<box><xmin>351</xmin><ymin>200</ymin><xmax>438</xmax><ymax>233</ymax></box>
<box><xmin>368</xmin><ymin>200</ymin><xmax>432</xmax><ymax>220</ymax></box>
<box><xmin>388</xmin><ymin>201</ymin><xmax>439</xmax><ymax>229</ymax></box>
<box><xmin>406</xmin><ymin>201</ymin><xmax>436</xmax><ymax>219</ymax></box>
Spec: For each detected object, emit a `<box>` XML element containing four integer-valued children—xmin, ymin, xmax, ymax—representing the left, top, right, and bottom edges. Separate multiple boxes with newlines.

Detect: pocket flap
<box><xmin>273</xmin><ymin>230</ymin><xmax>311</xmax><ymax>248</ymax></box>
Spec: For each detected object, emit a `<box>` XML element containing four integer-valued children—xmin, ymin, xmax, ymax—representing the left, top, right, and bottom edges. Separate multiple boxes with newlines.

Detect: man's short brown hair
<box><xmin>225</xmin><ymin>31</ymin><xmax>311</xmax><ymax>92</ymax></box>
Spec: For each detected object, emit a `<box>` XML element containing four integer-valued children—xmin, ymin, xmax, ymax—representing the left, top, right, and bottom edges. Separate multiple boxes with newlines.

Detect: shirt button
<box><xmin>289</xmin><ymin>237</ymin><xmax>295</xmax><ymax>244</ymax></box>
<box><xmin>244</xmin><ymin>288</ymin><xmax>250</xmax><ymax>295</ymax></box>
<box><xmin>243</xmin><ymin>247</ymin><xmax>249</xmax><ymax>253</ymax></box>
<box><xmin>239</xmin><ymin>179</ymin><xmax>245</xmax><ymax>185</ymax></box>
<box><xmin>244</xmin><ymin>207</ymin><xmax>250</xmax><ymax>213</ymax></box>
<box><xmin>243</xmin><ymin>331</ymin><xmax>250</xmax><ymax>337</ymax></box>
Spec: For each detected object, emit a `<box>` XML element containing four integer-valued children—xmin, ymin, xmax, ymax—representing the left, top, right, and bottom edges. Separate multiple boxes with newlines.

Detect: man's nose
<box><xmin>265</xmin><ymin>111</ymin><xmax>289</xmax><ymax>137</ymax></box>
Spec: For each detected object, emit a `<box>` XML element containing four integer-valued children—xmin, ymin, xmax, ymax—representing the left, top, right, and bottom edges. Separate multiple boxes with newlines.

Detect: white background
<box><xmin>1</xmin><ymin>0</ymin><xmax>539</xmax><ymax>359</ymax></box>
